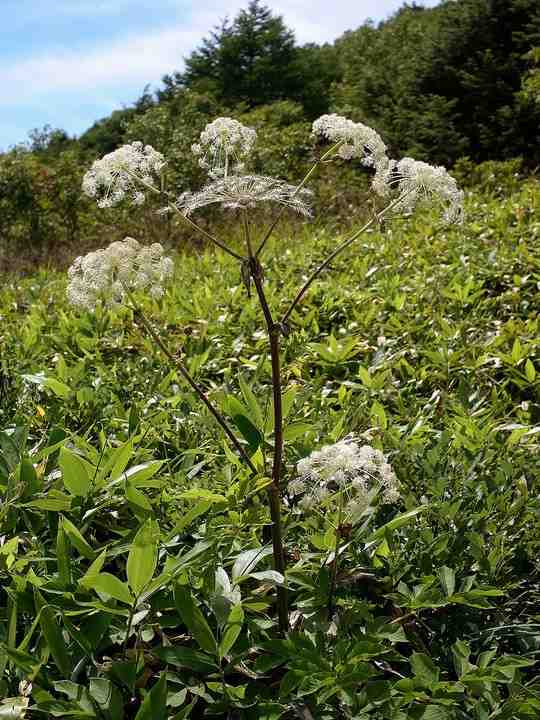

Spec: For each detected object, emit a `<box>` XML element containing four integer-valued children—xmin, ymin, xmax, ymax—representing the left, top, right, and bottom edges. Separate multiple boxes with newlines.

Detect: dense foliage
<box><xmin>2</xmin><ymin>0</ymin><xmax>540</xmax><ymax>267</ymax></box>
<box><xmin>1</xmin><ymin>173</ymin><xmax>539</xmax><ymax>717</ymax></box>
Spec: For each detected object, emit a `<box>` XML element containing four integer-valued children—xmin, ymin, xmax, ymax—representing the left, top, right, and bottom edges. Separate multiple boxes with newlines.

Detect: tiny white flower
<box><xmin>82</xmin><ymin>142</ymin><xmax>165</xmax><ymax>208</ymax></box>
<box><xmin>290</xmin><ymin>437</ymin><xmax>400</xmax><ymax>519</ymax></box>
<box><xmin>374</xmin><ymin>156</ymin><xmax>464</xmax><ymax>224</ymax></box>
<box><xmin>67</xmin><ymin>237</ymin><xmax>174</xmax><ymax>311</ymax></box>
<box><xmin>312</xmin><ymin>113</ymin><xmax>389</xmax><ymax>172</ymax></box>
<box><xmin>193</xmin><ymin>117</ymin><xmax>257</xmax><ymax>179</ymax></box>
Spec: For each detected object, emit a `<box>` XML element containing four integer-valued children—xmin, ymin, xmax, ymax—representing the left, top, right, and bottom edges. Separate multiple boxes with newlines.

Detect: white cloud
<box><xmin>2</xmin><ymin>1</ymin><xmax>439</xmax><ymax>107</ymax></box>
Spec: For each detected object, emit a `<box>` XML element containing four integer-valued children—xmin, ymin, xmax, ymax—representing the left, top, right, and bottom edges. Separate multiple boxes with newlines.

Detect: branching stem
<box><xmin>255</xmin><ymin>141</ymin><xmax>343</xmax><ymax>257</ymax></box>
<box><xmin>128</xmin><ymin>295</ymin><xmax>257</xmax><ymax>475</ymax></box>
<box><xmin>282</xmin><ymin>194</ymin><xmax>408</xmax><ymax>325</ymax></box>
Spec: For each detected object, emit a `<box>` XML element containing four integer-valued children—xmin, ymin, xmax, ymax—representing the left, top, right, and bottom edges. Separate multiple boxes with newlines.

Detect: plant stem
<box><xmin>281</xmin><ymin>194</ymin><xmax>407</xmax><ymax>325</ymax></box>
<box><xmin>327</xmin><ymin>494</ymin><xmax>344</xmax><ymax>620</ymax></box>
<box><xmin>255</xmin><ymin>141</ymin><xmax>343</xmax><ymax>257</ymax></box>
<box><xmin>124</xmin><ymin>600</ymin><xmax>137</xmax><ymax>654</ymax></box>
<box><xmin>130</xmin><ymin>172</ymin><xmax>245</xmax><ymax>261</ymax></box>
<box><xmin>129</xmin><ymin>296</ymin><xmax>257</xmax><ymax>475</ymax></box>
<box><xmin>248</xmin><ymin>254</ymin><xmax>288</xmax><ymax>633</ymax></box>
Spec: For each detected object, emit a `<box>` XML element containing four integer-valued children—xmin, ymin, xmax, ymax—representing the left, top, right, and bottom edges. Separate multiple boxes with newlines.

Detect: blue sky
<box><xmin>1</xmin><ymin>1</ymin><xmax>440</xmax><ymax>151</ymax></box>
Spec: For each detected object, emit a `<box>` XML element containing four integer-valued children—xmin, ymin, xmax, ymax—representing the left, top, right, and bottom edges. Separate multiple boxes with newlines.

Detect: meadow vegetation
<box><xmin>0</xmin><ymin>142</ymin><xmax>539</xmax><ymax>716</ymax></box>
<box><xmin>1</xmin><ymin>2</ymin><xmax>540</xmax><ymax>719</ymax></box>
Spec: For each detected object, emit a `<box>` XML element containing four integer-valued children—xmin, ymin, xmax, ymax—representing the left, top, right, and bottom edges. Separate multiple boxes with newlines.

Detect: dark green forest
<box><xmin>1</xmin><ymin>0</ymin><xmax>540</xmax><ymax>270</ymax></box>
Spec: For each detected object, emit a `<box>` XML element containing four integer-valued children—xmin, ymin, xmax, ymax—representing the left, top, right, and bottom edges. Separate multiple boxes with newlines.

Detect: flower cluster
<box><xmin>67</xmin><ymin>237</ymin><xmax>174</xmax><ymax>310</ymax></box>
<box><xmin>312</xmin><ymin>113</ymin><xmax>389</xmax><ymax>171</ymax></box>
<box><xmin>289</xmin><ymin>438</ymin><xmax>399</xmax><ymax>519</ymax></box>
<box><xmin>177</xmin><ymin>174</ymin><xmax>312</xmax><ymax>217</ymax></box>
<box><xmin>373</xmin><ymin>157</ymin><xmax>464</xmax><ymax>224</ymax></box>
<box><xmin>192</xmin><ymin>117</ymin><xmax>257</xmax><ymax>178</ymax></box>
<box><xmin>313</xmin><ymin>113</ymin><xmax>463</xmax><ymax>224</ymax></box>
<box><xmin>82</xmin><ymin>142</ymin><xmax>165</xmax><ymax>208</ymax></box>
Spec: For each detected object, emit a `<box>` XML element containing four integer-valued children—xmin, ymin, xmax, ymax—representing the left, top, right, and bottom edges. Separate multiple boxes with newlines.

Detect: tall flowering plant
<box><xmin>69</xmin><ymin>114</ymin><xmax>463</xmax><ymax>631</ymax></box>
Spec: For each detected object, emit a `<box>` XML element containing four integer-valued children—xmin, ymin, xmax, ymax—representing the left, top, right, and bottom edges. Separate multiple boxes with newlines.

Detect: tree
<box><xmin>333</xmin><ymin>0</ymin><xmax>540</xmax><ymax>166</ymax></box>
<box><xmin>173</xmin><ymin>1</ymin><xmax>303</xmax><ymax>108</ymax></box>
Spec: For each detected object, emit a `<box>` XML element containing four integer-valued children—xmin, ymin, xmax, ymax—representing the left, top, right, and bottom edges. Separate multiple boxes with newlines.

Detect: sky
<box><xmin>0</xmin><ymin>0</ymin><xmax>440</xmax><ymax>150</ymax></box>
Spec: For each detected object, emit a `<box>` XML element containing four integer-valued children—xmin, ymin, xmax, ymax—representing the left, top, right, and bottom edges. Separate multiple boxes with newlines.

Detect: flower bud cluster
<box><xmin>67</xmin><ymin>237</ymin><xmax>174</xmax><ymax>310</ymax></box>
<box><xmin>289</xmin><ymin>438</ymin><xmax>399</xmax><ymax>519</ymax></box>
<box><xmin>191</xmin><ymin>117</ymin><xmax>257</xmax><ymax>179</ymax></box>
<box><xmin>82</xmin><ymin>142</ymin><xmax>165</xmax><ymax>208</ymax></box>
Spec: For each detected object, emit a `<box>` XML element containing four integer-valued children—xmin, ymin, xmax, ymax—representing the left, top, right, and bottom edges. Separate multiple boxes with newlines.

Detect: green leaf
<box><xmin>127</xmin><ymin>519</ymin><xmax>159</xmax><ymax>596</ymax></box>
<box><xmin>420</xmin><ymin>707</ymin><xmax>453</xmax><ymax>720</ymax></box>
<box><xmin>219</xmin><ymin>604</ymin><xmax>244</xmax><ymax>658</ymax></box>
<box><xmin>174</xmin><ymin>585</ymin><xmax>216</xmax><ymax>654</ymax></box>
<box><xmin>135</xmin><ymin>672</ymin><xmax>167</xmax><ymax>720</ymax></box>
<box><xmin>56</xmin><ymin>521</ymin><xmax>71</xmax><ymax>587</ymax></box>
<box><xmin>223</xmin><ymin>395</ymin><xmax>262</xmax><ymax>451</ymax></box>
<box><xmin>239</xmin><ymin>374</ymin><xmax>263</xmax><ymax>427</ymax></box>
<box><xmin>22</xmin><ymin>372</ymin><xmax>71</xmax><ymax>399</ymax></box>
<box><xmin>34</xmin><ymin>589</ymin><xmax>71</xmax><ymax>677</ymax></box>
<box><xmin>80</xmin><ymin>573</ymin><xmax>134</xmax><ymax>605</ymax></box>
<box><xmin>109</xmin><ymin>439</ymin><xmax>135</xmax><ymax>480</ymax></box>
<box><xmin>59</xmin><ymin>447</ymin><xmax>92</xmax><ymax>497</ymax></box>
<box><xmin>370</xmin><ymin>506</ymin><xmax>429</xmax><ymax>539</ymax></box>
<box><xmin>232</xmin><ymin>547</ymin><xmax>273</xmax><ymax>581</ymax></box>
<box><xmin>60</xmin><ymin>515</ymin><xmax>96</xmax><ymax>560</ymax></box>
<box><xmin>179</xmin><ymin>488</ymin><xmax>227</xmax><ymax>503</ymax></box>
<box><xmin>410</xmin><ymin>652</ymin><xmax>440</xmax><ymax>685</ymax></box>
<box><xmin>153</xmin><ymin>646</ymin><xmax>217</xmax><ymax>673</ymax></box>
<box><xmin>525</xmin><ymin>358</ymin><xmax>536</xmax><ymax>382</ymax></box>
<box><xmin>283</xmin><ymin>422</ymin><xmax>314</xmax><ymax>442</ymax></box>
<box><xmin>439</xmin><ymin>566</ymin><xmax>455</xmax><ymax>597</ymax></box>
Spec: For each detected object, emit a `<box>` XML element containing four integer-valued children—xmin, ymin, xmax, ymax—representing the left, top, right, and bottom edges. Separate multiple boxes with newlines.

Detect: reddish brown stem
<box><xmin>249</xmin><ymin>256</ymin><xmax>288</xmax><ymax>633</ymax></box>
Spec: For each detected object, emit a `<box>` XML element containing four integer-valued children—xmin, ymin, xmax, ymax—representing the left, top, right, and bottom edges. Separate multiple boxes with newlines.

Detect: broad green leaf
<box><xmin>174</xmin><ymin>585</ymin><xmax>216</xmax><ymax>654</ymax></box>
<box><xmin>135</xmin><ymin>672</ymin><xmax>167</xmax><ymax>720</ymax></box>
<box><xmin>179</xmin><ymin>488</ymin><xmax>227</xmax><ymax>503</ymax></box>
<box><xmin>232</xmin><ymin>547</ymin><xmax>273</xmax><ymax>581</ymax></box>
<box><xmin>61</xmin><ymin>515</ymin><xmax>95</xmax><ymax>560</ymax></box>
<box><xmin>80</xmin><ymin>573</ymin><xmax>134</xmax><ymax>605</ymax></box>
<box><xmin>34</xmin><ymin>589</ymin><xmax>71</xmax><ymax>677</ymax></box>
<box><xmin>370</xmin><ymin>506</ymin><xmax>429</xmax><ymax>539</ymax></box>
<box><xmin>127</xmin><ymin>519</ymin><xmax>159</xmax><ymax>596</ymax></box>
<box><xmin>107</xmin><ymin>461</ymin><xmax>164</xmax><ymax>488</ymax></box>
<box><xmin>439</xmin><ymin>566</ymin><xmax>455</xmax><ymax>597</ymax></box>
<box><xmin>410</xmin><ymin>652</ymin><xmax>440</xmax><ymax>685</ymax></box>
<box><xmin>223</xmin><ymin>395</ymin><xmax>262</xmax><ymax>451</ymax></box>
<box><xmin>59</xmin><ymin>447</ymin><xmax>92</xmax><ymax>497</ymax></box>
<box><xmin>22</xmin><ymin>372</ymin><xmax>71</xmax><ymax>399</ymax></box>
<box><xmin>283</xmin><ymin>422</ymin><xmax>314</xmax><ymax>442</ymax></box>
<box><xmin>219</xmin><ymin>604</ymin><xmax>244</xmax><ymax>658</ymax></box>
<box><xmin>56</xmin><ymin>522</ymin><xmax>71</xmax><ymax>587</ymax></box>
<box><xmin>239</xmin><ymin>374</ymin><xmax>263</xmax><ymax>427</ymax></box>
<box><xmin>154</xmin><ymin>646</ymin><xmax>217</xmax><ymax>673</ymax></box>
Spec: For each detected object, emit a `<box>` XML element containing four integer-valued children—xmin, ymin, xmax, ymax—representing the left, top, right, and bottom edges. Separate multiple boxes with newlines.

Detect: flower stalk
<box><xmin>129</xmin><ymin>295</ymin><xmax>257</xmax><ymax>476</ymax></box>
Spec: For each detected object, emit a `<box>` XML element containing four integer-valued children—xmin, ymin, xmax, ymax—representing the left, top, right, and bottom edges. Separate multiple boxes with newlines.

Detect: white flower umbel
<box><xmin>290</xmin><ymin>438</ymin><xmax>400</xmax><ymax>519</ymax></box>
<box><xmin>374</xmin><ymin>157</ymin><xmax>464</xmax><ymax>224</ymax></box>
<box><xmin>192</xmin><ymin>117</ymin><xmax>257</xmax><ymax>179</ymax></box>
<box><xmin>312</xmin><ymin>113</ymin><xmax>389</xmax><ymax>171</ymax></box>
<box><xmin>67</xmin><ymin>237</ymin><xmax>174</xmax><ymax>310</ymax></box>
<box><xmin>82</xmin><ymin>142</ymin><xmax>165</xmax><ymax>208</ymax></box>
<box><xmin>177</xmin><ymin>175</ymin><xmax>313</xmax><ymax>217</ymax></box>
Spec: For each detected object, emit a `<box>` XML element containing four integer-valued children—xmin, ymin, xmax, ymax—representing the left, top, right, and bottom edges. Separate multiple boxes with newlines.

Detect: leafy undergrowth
<box><xmin>1</xmin><ymin>180</ymin><xmax>539</xmax><ymax>718</ymax></box>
